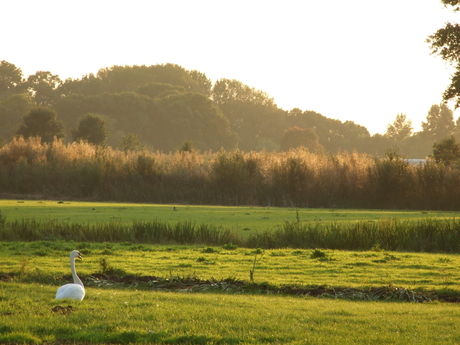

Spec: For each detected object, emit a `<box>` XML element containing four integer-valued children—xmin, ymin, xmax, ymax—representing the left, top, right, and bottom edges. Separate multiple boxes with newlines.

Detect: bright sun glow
<box><xmin>2</xmin><ymin>0</ymin><xmax>459</xmax><ymax>134</ymax></box>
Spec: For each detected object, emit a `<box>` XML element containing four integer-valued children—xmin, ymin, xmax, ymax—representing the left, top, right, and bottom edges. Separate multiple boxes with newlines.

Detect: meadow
<box><xmin>2</xmin><ymin>241</ymin><xmax>460</xmax><ymax>293</ymax></box>
<box><xmin>2</xmin><ymin>282</ymin><xmax>460</xmax><ymax>345</ymax></box>
<box><xmin>1</xmin><ymin>199</ymin><xmax>459</xmax><ymax>237</ymax></box>
<box><xmin>1</xmin><ymin>241</ymin><xmax>460</xmax><ymax>344</ymax></box>
<box><xmin>2</xmin><ymin>198</ymin><xmax>460</xmax><ymax>344</ymax></box>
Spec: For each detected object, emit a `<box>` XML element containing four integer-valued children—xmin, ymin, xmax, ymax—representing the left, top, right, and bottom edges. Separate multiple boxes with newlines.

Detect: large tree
<box><xmin>421</xmin><ymin>103</ymin><xmax>455</xmax><ymax>139</ymax></box>
<box><xmin>211</xmin><ymin>79</ymin><xmax>284</xmax><ymax>151</ymax></box>
<box><xmin>385</xmin><ymin>113</ymin><xmax>413</xmax><ymax>141</ymax></box>
<box><xmin>427</xmin><ymin>0</ymin><xmax>460</xmax><ymax>107</ymax></box>
<box><xmin>23</xmin><ymin>71</ymin><xmax>62</xmax><ymax>107</ymax></box>
<box><xmin>0</xmin><ymin>61</ymin><xmax>23</xmax><ymax>99</ymax></box>
<box><xmin>431</xmin><ymin>135</ymin><xmax>460</xmax><ymax>165</ymax></box>
<box><xmin>16</xmin><ymin>107</ymin><xmax>65</xmax><ymax>143</ymax></box>
<box><xmin>71</xmin><ymin>113</ymin><xmax>108</xmax><ymax>146</ymax></box>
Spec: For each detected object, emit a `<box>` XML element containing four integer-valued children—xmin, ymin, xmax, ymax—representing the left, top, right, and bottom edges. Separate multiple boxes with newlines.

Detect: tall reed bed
<box><xmin>0</xmin><ymin>218</ymin><xmax>241</xmax><ymax>246</ymax></box>
<box><xmin>248</xmin><ymin>218</ymin><xmax>460</xmax><ymax>252</ymax></box>
<box><xmin>1</xmin><ymin>137</ymin><xmax>460</xmax><ymax>210</ymax></box>
<box><xmin>1</xmin><ymin>216</ymin><xmax>460</xmax><ymax>252</ymax></box>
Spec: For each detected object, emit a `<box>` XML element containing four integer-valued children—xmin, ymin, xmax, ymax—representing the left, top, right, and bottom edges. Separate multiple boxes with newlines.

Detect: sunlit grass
<box><xmin>1</xmin><ymin>282</ymin><xmax>460</xmax><ymax>344</ymax></box>
<box><xmin>2</xmin><ymin>244</ymin><xmax>460</xmax><ymax>344</ymax></box>
<box><xmin>1</xmin><ymin>201</ymin><xmax>460</xmax><ymax>343</ymax></box>
<box><xmin>2</xmin><ymin>242</ymin><xmax>460</xmax><ymax>293</ymax></box>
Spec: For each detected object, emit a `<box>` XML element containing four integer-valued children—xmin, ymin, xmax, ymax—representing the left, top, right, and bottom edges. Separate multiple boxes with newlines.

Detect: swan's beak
<box><xmin>77</xmin><ymin>252</ymin><xmax>83</xmax><ymax>260</ymax></box>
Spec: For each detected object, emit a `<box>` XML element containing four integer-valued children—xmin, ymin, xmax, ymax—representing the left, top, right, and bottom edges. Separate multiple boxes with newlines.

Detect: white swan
<box><xmin>56</xmin><ymin>250</ymin><xmax>85</xmax><ymax>301</ymax></box>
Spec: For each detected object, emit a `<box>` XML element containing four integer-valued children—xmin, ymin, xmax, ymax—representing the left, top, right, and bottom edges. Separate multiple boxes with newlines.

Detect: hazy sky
<box><xmin>2</xmin><ymin>0</ymin><xmax>458</xmax><ymax>134</ymax></box>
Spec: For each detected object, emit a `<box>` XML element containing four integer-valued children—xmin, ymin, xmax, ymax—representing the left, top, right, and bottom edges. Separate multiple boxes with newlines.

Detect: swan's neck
<box><xmin>70</xmin><ymin>258</ymin><xmax>84</xmax><ymax>287</ymax></box>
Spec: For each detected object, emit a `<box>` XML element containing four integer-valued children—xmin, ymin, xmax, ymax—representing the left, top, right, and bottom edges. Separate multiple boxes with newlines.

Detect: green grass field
<box><xmin>1</xmin><ymin>243</ymin><xmax>460</xmax><ymax>344</ymax></box>
<box><xmin>2</xmin><ymin>199</ymin><xmax>460</xmax><ymax>237</ymax></box>
<box><xmin>2</xmin><ymin>241</ymin><xmax>460</xmax><ymax>292</ymax></box>
<box><xmin>2</xmin><ymin>282</ymin><xmax>460</xmax><ymax>344</ymax></box>
<box><xmin>0</xmin><ymin>242</ymin><xmax>460</xmax><ymax>344</ymax></box>
<box><xmin>2</xmin><ymin>200</ymin><xmax>460</xmax><ymax>344</ymax></box>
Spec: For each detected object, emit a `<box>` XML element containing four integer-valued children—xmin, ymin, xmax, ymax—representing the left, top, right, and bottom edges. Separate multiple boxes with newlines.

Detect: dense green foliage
<box><xmin>3</xmin><ymin>60</ymin><xmax>460</xmax><ymax>157</ymax></box>
<box><xmin>431</xmin><ymin>135</ymin><xmax>460</xmax><ymax>164</ymax></box>
<box><xmin>71</xmin><ymin>113</ymin><xmax>108</xmax><ymax>146</ymax></box>
<box><xmin>15</xmin><ymin>107</ymin><xmax>65</xmax><ymax>143</ymax></box>
<box><xmin>428</xmin><ymin>1</ymin><xmax>460</xmax><ymax>107</ymax></box>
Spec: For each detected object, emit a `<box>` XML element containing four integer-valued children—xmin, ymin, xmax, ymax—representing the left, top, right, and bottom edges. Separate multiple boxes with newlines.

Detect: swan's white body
<box><xmin>56</xmin><ymin>250</ymin><xmax>85</xmax><ymax>301</ymax></box>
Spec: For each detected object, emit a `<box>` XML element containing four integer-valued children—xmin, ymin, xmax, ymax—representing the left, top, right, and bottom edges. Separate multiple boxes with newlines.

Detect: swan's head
<box><xmin>71</xmin><ymin>250</ymin><xmax>83</xmax><ymax>260</ymax></box>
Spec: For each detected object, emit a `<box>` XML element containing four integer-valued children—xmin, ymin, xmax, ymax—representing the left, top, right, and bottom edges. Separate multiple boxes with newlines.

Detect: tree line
<box><xmin>2</xmin><ymin>59</ymin><xmax>460</xmax><ymax>159</ymax></box>
<box><xmin>2</xmin><ymin>1</ymin><xmax>460</xmax><ymax>158</ymax></box>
